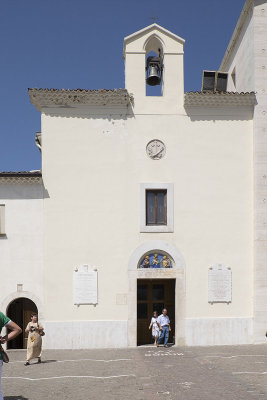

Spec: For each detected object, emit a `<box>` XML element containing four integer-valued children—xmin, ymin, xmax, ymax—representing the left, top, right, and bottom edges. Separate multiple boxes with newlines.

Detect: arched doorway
<box><xmin>137</xmin><ymin>251</ymin><xmax>175</xmax><ymax>345</ymax></box>
<box><xmin>128</xmin><ymin>240</ymin><xmax>186</xmax><ymax>347</ymax></box>
<box><xmin>6</xmin><ymin>297</ymin><xmax>38</xmax><ymax>349</ymax></box>
<box><xmin>137</xmin><ymin>279</ymin><xmax>175</xmax><ymax>345</ymax></box>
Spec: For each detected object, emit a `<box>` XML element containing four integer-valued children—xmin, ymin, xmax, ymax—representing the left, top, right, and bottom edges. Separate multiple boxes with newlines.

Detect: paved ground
<box><xmin>2</xmin><ymin>344</ymin><xmax>267</xmax><ymax>400</ymax></box>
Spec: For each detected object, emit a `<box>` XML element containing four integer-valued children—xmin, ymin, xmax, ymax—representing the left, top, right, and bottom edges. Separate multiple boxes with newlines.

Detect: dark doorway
<box><xmin>6</xmin><ymin>298</ymin><xmax>38</xmax><ymax>349</ymax></box>
<box><xmin>137</xmin><ymin>279</ymin><xmax>175</xmax><ymax>345</ymax></box>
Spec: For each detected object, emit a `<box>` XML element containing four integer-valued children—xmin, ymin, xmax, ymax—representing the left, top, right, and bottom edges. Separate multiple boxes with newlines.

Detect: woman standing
<box><xmin>149</xmin><ymin>310</ymin><xmax>160</xmax><ymax>345</ymax></box>
<box><xmin>0</xmin><ymin>311</ymin><xmax>22</xmax><ymax>400</ymax></box>
<box><xmin>25</xmin><ymin>313</ymin><xmax>44</xmax><ymax>366</ymax></box>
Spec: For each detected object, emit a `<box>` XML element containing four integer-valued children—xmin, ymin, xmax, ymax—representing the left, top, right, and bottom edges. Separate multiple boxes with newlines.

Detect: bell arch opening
<box><xmin>144</xmin><ymin>34</ymin><xmax>164</xmax><ymax>54</ymax></box>
<box><xmin>145</xmin><ymin>35</ymin><xmax>164</xmax><ymax>97</ymax></box>
<box><xmin>6</xmin><ymin>297</ymin><xmax>38</xmax><ymax>349</ymax></box>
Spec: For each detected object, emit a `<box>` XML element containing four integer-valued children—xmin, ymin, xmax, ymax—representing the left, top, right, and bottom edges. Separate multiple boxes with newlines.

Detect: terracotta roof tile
<box><xmin>184</xmin><ymin>91</ymin><xmax>256</xmax><ymax>106</ymax></box>
<box><xmin>0</xmin><ymin>171</ymin><xmax>42</xmax><ymax>184</ymax></box>
<box><xmin>0</xmin><ymin>171</ymin><xmax>42</xmax><ymax>177</ymax></box>
<box><xmin>28</xmin><ymin>88</ymin><xmax>131</xmax><ymax>111</ymax></box>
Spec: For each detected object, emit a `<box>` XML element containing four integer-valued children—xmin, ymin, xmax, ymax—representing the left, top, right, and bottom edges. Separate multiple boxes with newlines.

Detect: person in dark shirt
<box><xmin>0</xmin><ymin>311</ymin><xmax>22</xmax><ymax>400</ymax></box>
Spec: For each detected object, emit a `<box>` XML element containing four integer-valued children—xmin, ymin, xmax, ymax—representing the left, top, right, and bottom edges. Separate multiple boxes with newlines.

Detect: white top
<box><xmin>157</xmin><ymin>314</ymin><xmax>170</xmax><ymax>327</ymax></box>
<box><xmin>151</xmin><ymin>317</ymin><xmax>158</xmax><ymax>327</ymax></box>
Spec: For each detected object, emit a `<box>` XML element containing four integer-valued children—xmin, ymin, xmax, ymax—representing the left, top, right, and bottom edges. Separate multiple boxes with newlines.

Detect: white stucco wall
<box><xmin>222</xmin><ymin>7</ymin><xmax>254</xmax><ymax>92</ymax></box>
<box><xmin>0</xmin><ymin>16</ymin><xmax>259</xmax><ymax>349</ymax></box>
<box><xmin>40</xmin><ymin>101</ymin><xmax>254</xmax><ymax>347</ymax></box>
<box><xmin>220</xmin><ymin>0</ymin><xmax>267</xmax><ymax>344</ymax></box>
<box><xmin>3</xmin><ymin>24</ymin><xmax>251</xmax><ymax>348</ymax></box>
<box><xmin>0</xmin><ymin>183</ymin><xmax>44</xmax><ymax>317</ymax></box>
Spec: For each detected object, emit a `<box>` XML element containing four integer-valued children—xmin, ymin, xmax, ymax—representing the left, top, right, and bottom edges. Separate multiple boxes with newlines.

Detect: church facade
<box><xmin>1</xmin><ymin>0</ymin><xmax>266</xmax><ymax>349</ymax></box>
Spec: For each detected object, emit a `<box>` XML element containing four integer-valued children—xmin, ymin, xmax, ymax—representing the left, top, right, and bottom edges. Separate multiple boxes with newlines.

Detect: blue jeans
<box><xmin>157</xmin><ymin>326</ymin><xmax>169</xmax><ymax>346</ymax></box>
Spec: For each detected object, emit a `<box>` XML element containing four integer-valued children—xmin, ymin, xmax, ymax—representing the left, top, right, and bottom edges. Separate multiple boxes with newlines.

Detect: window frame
<box><xmin>140</xmin><ymin>183</ymin><xmax>174</xmax><ymax>233</ymax></box>
<box><xmin>146</xmin><ymin>189</ymin><xmax>167</xmax><ymax>226</ymax></box>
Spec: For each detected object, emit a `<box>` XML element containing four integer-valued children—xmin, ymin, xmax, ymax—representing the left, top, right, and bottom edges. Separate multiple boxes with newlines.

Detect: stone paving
<box><xmin>2</xmin><ymin>344</ymin><xmax>267</xmax><ymax>399</ymax></box>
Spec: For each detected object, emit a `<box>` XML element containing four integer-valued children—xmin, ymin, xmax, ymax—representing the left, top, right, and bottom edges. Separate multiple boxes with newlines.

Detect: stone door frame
<box><xmin>128</xmin><ymin>240</ymin><xmax>186</xmax><ymax>347</ymax></box>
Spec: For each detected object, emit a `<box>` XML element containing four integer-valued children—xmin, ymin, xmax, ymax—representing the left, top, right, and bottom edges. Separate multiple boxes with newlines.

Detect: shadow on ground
<box><xmin>40</xmin><ymin>360</ymin><xmax>57</xmax><ymax>364</ymax></box>
<box><xmin>27</xmin><ymin>360</ymin><xmax>57</xmax><ymax>365</ymax></box>
<box><xmin>4</xmin><ymin>397</ymin><xmax>28</xmax><ymax>400</ymax></box>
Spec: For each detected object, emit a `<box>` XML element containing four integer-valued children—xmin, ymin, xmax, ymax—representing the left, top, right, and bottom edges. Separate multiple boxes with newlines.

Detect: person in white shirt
<box><xmin>156</xmin><ymin>308</ymin><xmax>171</xmax><ymax>348</ymax></box>
<box><xmin>149</xmin><ymin>311</ymin><xmax>160</xmax><ymax>345</ymax></box>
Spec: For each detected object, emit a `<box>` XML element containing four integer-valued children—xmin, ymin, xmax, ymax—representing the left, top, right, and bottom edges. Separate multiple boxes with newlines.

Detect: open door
<box><xmin>6</xmin><ymin>297</ymin><xmax>38</xmax><ymax>349</ymax></box>
<box><xmin>137</xmin><ymin>279</ymin><xmax>175</xmax><ymax>345</ymax></box>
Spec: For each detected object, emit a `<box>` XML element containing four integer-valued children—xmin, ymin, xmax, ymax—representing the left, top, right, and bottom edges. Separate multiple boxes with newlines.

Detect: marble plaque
<box><xmin>74</xmin><ymin>265</ymin><xmax>98</xmax><ymax>305</ymax></box>
<box><xmin>208</xmin><ymin>264</ymin><xmax>232</xmax><ymax>303</ymax></box>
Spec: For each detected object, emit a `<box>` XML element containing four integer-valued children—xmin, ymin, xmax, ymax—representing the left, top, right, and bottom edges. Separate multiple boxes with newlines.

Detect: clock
<box><xmin>146</xmin><ymin>139</ymin><xmax>166</xmax><ymax>160</ymax></box>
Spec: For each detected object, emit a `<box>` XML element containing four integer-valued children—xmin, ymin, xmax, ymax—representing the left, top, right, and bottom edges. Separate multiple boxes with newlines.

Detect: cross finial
<box><xmin>149</xmin><ymin>13</ymin><xmax>159</xmax><ymax>23</ymax></box>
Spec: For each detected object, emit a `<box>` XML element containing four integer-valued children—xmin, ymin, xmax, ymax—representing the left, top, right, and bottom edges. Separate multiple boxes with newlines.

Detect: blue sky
<box><xmin>0</xmin><ymin>0</ymin><xmax>245</xmax><ymax>171</ymax></box>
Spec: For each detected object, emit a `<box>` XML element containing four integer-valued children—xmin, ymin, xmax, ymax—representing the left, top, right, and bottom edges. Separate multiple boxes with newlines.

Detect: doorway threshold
<box><xmin>138</xmin><ymin>343</ymin><xmax>175</xmax><ymax>348</ymax></box>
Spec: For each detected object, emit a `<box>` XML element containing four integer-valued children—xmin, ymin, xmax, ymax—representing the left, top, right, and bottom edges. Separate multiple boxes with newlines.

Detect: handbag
<box><xmin>0</xmin><ymin>345</ymin><xmax>9</xmax><ymax>363</ymax></box>
<box><xmin>37</xmin><ymin>324</ymin><xmax>45</xmax><ymax>336</ymax></box>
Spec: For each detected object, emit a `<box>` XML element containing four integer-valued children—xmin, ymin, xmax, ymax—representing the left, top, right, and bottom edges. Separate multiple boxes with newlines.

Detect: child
<box><xmin>149</xmin><ymin>311</ymin><xmax>160</xmax><ymax>345</ymax></box>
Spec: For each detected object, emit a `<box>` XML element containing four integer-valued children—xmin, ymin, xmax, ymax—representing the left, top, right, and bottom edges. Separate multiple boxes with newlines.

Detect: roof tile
<box><xmin>28</xmin><ymin>88</ymin><xmax>131</xmax><ymax>111</ymax></box>
<box><xmin>184</xmin><ymin>91</ymin><xmax>256</xmax><ymax>107</ymax></box>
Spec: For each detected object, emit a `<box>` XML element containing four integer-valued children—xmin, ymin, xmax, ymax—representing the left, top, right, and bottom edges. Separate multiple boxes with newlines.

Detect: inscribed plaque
<box><xmin>208</xmin><ymin>264</ymin><xmax>232</xmax><ymax>303</ymax></box>
<box><xmin>74</xmin><ymin>264</ymin><xmax>98</xmax><ymax>305</ymax></box>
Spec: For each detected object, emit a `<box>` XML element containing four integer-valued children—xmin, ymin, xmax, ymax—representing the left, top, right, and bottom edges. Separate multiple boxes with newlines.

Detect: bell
<box><xmin>146</xmin><ymin>65</ymin><xmax>161</xmax><ymax>86</ymax></box>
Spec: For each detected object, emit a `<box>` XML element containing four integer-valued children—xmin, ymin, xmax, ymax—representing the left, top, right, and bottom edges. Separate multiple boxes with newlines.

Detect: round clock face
<box><xmin>146</xmin><ymin>139</ymin><xmax>166</xmax><ymax>160</ymax></box>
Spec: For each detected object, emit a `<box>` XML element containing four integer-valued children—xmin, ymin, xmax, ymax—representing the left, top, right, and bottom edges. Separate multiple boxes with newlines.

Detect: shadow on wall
<box><xmin>184</xmin><ymin>106</ymin><xmax>255</xmax><ymax>122</ymax></box>
<box><xmin>43</xmin><ymin>103</ymin><xmax>135</xmax><ymax>120</ymax></box>
<box><xmin>0</xmin><ymin>184</ymin><xmax>49</xmax><ymax>200</ymax></box>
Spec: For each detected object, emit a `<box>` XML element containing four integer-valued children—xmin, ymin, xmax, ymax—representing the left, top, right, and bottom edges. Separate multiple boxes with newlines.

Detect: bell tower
<box><xmin>123</xmin><ymin>24</ymin><xmax>185</xmax><ymax>114</ymax></box>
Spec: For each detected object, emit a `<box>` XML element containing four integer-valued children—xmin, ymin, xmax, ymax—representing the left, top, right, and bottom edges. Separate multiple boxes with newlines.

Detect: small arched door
<box><xmin>6</xmin><ymin>297</ymin><xmax>38</xmax><ymax>349</ymax></box>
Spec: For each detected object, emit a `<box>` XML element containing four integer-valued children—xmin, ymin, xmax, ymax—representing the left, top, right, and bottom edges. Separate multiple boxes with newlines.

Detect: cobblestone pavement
<box><xmin>2</xmin><ymin>344</ymin><xmax>267</xmax><ymax>400</ymax></box>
